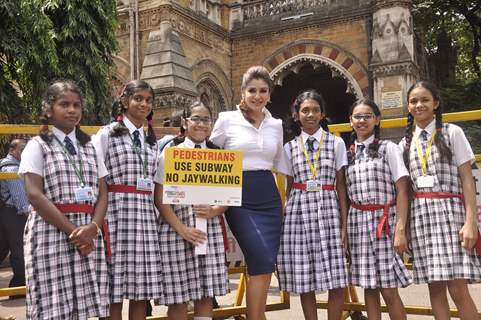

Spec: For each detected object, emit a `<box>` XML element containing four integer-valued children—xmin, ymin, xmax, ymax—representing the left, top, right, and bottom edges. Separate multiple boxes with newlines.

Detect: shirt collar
<box><xmin>414</xmin><ymin>118</ymin><xmax>436</xmax><ymax>139</ymax></box>
<box><xmin>355</xmin><ymin>134</ymin><xmax>375</xmax><ymax>148</ymax></box>
<box><xmin>123</xmin><ymin>116</ymin><xmax>145</xmax><ymax>138</ymax></box>
<box><xmin>301</xmin><ymin>127</ymin><xmax>324</xmax><ymax>143</ymax></box>
<box><xmin>235</xmin><ymin>105</ymin><xmax>272</xmax><ymax>120</ymax></box>
<box><xmin>183</xmin><ymin>137</ymin><xmax>206</xmax><ymax>149</ymax></box>
<box><xmin>52</xmin><ymin>127</ymin><xmax>77</xmax><ymax>145</ymax></box>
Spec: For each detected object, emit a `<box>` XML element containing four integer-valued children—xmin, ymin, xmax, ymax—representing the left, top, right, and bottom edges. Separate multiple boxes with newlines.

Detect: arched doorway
<box><xmin>269</xmin><ymin>62</ymin><xmax>358</xmax><ymax>141</ymax></box>
<box><xmin>197</xmin><ymin>78</ymin><xmax>226</xmax><ymax>120</ymax></box>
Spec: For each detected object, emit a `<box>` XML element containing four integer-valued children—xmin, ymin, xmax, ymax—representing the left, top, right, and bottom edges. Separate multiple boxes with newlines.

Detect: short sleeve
<box><xmin>91</xmin><ymin>126</ymin><xmax>110</xmax><ymax>167</ymax></box>
<box><xmin>18</xmin><ymin>139</ymin><xmax>44</xmax><ymax>177</ymax></box>
<box><xmin>448</xmin><ymin>124</ymin><xmax>475</xmax><ymax>166</ymax></box>
<box><xmin>385</xmin><ymin>141</ymin><xmax>409</xmax><ymax>182</ymax></box>
<box><xmin>334</xmin><ymin>136</ymin><xmax>348</xmax><ymax>171</ymax></box>
<box><xmin>210</xmin><ymin>112</ymin><xmax>227</xmax><ymax>148</ymax></box>
<box><xmin>154</xmin><ymin>148</ymin><xmax>166</xmax><ymax>184</ymax></box>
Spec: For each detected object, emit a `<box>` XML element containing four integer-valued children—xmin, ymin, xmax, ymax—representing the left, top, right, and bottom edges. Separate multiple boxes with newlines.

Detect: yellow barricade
<box><xmin>1</xmin><ymin>109</ymin><xmax>480</xmax><ymax>319</ymax></box>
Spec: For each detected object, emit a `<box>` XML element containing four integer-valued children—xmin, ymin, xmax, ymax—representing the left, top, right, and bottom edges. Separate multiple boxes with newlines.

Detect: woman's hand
<box><xmin>341</xmin><ymin>224</ymin><xmax>349</xmax><ymax>253</ymax></box>
<box><xmin>77</xmin><ymin>240</ymin><xmax>96</xmax><ymax>257</ymax></box>
<box><xmin>394</xmin><ymin>228</ymin><xmax>409</xmax><ymax>255</ymax></box>
<box><xmin>459</xmin><ymin>219</ymin><xmax>478</xmax><ymax>250</ymax></box>
<box><xmin>69</xmin><ymin>223</ymin><xmax>97</xmax><ymax>248</ymax></box>
<box><xmin>179</xmin><ymin>224</ymin><xmax>207</xmax><ymax>246</ymax></box>
<box><xmin>193</xmin><ymin>205</ymin><xmax>217</xmax><ymax>219</ymax></box>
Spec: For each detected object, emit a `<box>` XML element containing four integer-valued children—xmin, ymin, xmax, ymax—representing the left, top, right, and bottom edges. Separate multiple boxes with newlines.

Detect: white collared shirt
<box><xmin>210</xmin><ymin>107</ymin><xmax>291</xmax><ymax>176</ymax></box>
<box><xmin>122</xmin><ymin>116</ymin><xmax>145</xmax><ymax>149</ymax></box>
<box><xmin>154</xmin><ymin>137</ymin><xmax>206</xmax><ymax>184</ymax></box>
<box><xmin>399</xmin><ymin>119</ymin><xmax>475</xmax><ymax>166</ymax></box>
<box><xmin>286</xmin><ymin>128</ymin><xmax>347</xmax><ymax>171</ymax></box>
<box><xmin>356</xmin><ymin>134</ymin><xmax>408</xmax><ymax>182</ymax></box>
<box><xmin>19</xmin><ymin>127</ymin><xmax>108</xmax><ymax>178</ymax></box>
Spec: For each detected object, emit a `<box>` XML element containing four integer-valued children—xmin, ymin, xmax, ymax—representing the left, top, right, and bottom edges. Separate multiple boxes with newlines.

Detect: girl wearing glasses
<box><xmin>210</xmin><ymin>66</ymin><xmax>291</xmax><ymax>319</ymax></box>
<box><xmin>92</xmin><ymin>80</ymin><xmax>163</xmax><ymax>320</ymax></box>
<box><xmin>154</xmin><ymin>101</ymin><xmax>229</xmax><ymax>320</ymax></box>
<box><xmin>400</xmin><ymin>81</ymin><xmax>480</xmax><ymax>319</ymax></box>
<box><xmin>277</xmin><ymin>90</ymin><xmax>349</xmax><ymax>320</ymax></box>
<box><xmin>346</xmin><ymin>99</ymin><xmax>411</xmax><ymax>320</ymax></box>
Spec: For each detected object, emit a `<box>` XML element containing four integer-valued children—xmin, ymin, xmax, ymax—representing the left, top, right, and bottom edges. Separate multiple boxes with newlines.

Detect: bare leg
<box><xmin>246</xmin><ymin>273</ymin><xmax>271</xmax><ymax>320</ymax></box>
<box><xmin>128</xmin><ymin>300</ymin><xmax>146</xmax><ymax>320</ymax></box>
<box><xmin>447</xmin><ymin>279</ymin><xmax>479</xmax><ymax>320</ymax></box>
<box><xmin>110</xmin><ymin>302</ymin><xmax>123</xmax><ymax>320</ymax></box>
<box><xmin>194</xmin><ymin>297</ymin><xmax>213</xmax><ymax>317</ymax></box>
<box><xmin>167</xmin><ymin>303</ymin><xmax>188</xmax><ymax>320</ymax></box>
<box><xmin>380</xmin><ymin>288</ymin><xmax>406</xmax><ymax>320</ymax></box>
<box><xmin>428</xmin><ymin>281</ymin><xmax>450</xmax><ymax>320</ymax></box>
<box><xmin>300</xmin><ymin>291</ymin><xmax>318</xmax><ymax>320</ymax></box>
<box><xmin>327</xmin><ymin>288</ymin><xmax>344</xmax><ymax>320</ymax></box>
<box><xmin>364</xmin><ymin>288</ymin><xmax>381</xmax><ymax>320</ymax></box>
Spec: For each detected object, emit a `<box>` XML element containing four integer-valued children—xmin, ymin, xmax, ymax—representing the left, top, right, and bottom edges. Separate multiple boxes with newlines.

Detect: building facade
<box><xmin>114</xmin><ymin>0</ymin><xmax>421</xmax><ymax>128</ymax></box>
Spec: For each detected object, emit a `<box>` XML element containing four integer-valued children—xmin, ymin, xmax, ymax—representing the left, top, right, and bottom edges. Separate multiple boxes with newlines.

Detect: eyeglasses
<box><xmin>186</xmin><ymin>117</ymin><xmax>212</xmax><ymax>125</ymax></box>
<box><xmin>351</xmin><ymin>113</ymin><xmax>375</xmax><ymax>121</ymax></box>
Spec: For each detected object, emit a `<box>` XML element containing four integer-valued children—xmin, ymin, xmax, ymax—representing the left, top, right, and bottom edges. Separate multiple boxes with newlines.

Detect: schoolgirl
<box><xmin>277</xmin><ymin>89</ymin><xmax>349</xmax><ymax>320</ymax></box>
<box><xmin>401</xmin><ymin>81</ymin><xmax>480</xmax><ymax>319</ymax></box>
<box><xmin>19</xmin><ymin>79</ymin><xmax>109</xmax><ymax>319</ymax></box>
<box><xmin>346</xmin><ymin>98</ymin><xmax>411</xmax><ymax>320</ymax></box>
<box><xmin>154</xmin><ymin>101</ymin><xmax>229</xmax><ymax>320</ymax></box>
<box><xmin>92</xmin><ymin>79</ymin><xmax>162</xmax><ymax>320</ymax></box>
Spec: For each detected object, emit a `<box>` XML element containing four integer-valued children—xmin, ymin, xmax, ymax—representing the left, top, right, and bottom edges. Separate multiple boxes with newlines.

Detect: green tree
<box><xmin>0</xmin><ymin>0</ymin><xmax>118</xmax><ymax>125</ymax></box>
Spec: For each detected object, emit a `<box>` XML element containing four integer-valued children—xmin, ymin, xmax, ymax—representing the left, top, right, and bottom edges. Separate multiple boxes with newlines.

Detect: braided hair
<box><xmin>286</xmin><ymin>89</ymin><xmax>329</xmax><ymax>139</ymax></box>
<box><xmin>39</xmin><ymin>79</ymin><xmax>90</xmax><ymax>145</ymax></box>
<box><xmin>173</xmin><ymin>101</ymin><xmax>219</xmax><ymax>149</ymax></box>
<box><xmin>347</xmin><ymin>98</ymin><xmax>381</xmax><ymax>165</ymax></box>
<box><xmin>402</xmin><ymin>81</ymin><xmax>452</xmax><ymax>169</ymax></box>
<box><xmin>110</xmin><ymin>80</ymin><xmax>157</xmax><ymax>146</ymax></box>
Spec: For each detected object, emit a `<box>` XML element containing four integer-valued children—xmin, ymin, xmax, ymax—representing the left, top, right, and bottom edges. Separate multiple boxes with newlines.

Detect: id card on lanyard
<box><xmin>415</xmin><ymin>129</ymin><xmax>436</xmax><ymax>188</ymax></box>
<box><xmin>54</xmin><ymin>136</ymin><xmax>94</xmax><ymax>202</ymax></box>
<box><xmin>299</xmin><ymin>133</ymin><xmax>323</xmax><ymax>192</ymax></box>
<box><xmin>129</xmin><ymin>132</ymin><xmax>153</xmax><ymax>191</ymax></box>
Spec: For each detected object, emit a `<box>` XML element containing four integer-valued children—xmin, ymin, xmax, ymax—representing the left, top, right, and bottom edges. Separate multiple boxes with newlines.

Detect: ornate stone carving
<box><xmin>154</xmin><ymin>92</ymin><xmax>196</xmax><ymax>110</ymax></box>
<box><xmin>197</xmin><ymin>78</ymin><xmax>226</xmax><ymax>119</ymax></box>
<box><xmin>242</xmin><ymin>0</ymin><xmax>329</xmax><ymax>21</ymax></box>
<box><xmin>370</xmin><ymin>61</ymin><xmax>418</xmax><ymax>77</ymax></box>
<box><xmin>371</xmin><ymin>7</ymin><xmax>414</xmax><ymax>63</ymax></box>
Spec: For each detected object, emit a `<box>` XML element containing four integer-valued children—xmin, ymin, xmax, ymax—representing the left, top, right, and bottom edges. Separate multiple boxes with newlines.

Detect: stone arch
<box><xmin>191</xmin><ymin>59</ymin><xmax>232</xmax><ymax>116</ymax></box>
<box><xmin>263</xmin><ymin>39</ymin><xmax>369</xmax><ymax>98</ymax></box>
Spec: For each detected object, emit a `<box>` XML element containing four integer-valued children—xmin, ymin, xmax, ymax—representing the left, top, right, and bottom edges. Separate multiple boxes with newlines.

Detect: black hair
<box><xmin>286</xmin><ymin>89</ymin><xmax>329</xmax><ymax>138</ymax></box>
<box><xmin>110</xmin><ymin>79</ymin><xmax>157</xmax><ymax>146</ymax></box>
<box><xmin>347</xmin><ymin>98</ymin><xmax>382</xmax><ymax>165</ymax></box>
<box><xmin>173</xmin><ymin>101</ymin><xmax>219</xmax><ymax>149</ymax></box>
<box><xmin>402</xmin><ymin>81</ymin><xmax>452</xmax><ymax>169</ymax></box>
<box><xmin>39</xmin><ymin>79</ymin><xmax>90</xmax><ymax>145</ymax></box>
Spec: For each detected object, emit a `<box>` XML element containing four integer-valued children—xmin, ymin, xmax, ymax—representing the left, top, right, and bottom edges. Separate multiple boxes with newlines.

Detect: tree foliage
<box><xmin>0</xmin><ymin>0</ymin><xmax>118</xmax><ymax>125</ymax></box>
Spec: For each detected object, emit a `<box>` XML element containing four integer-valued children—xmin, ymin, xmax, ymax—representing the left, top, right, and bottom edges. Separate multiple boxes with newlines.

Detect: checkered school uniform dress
<box><xmin>277</xmin><ymin>133</ymin><xmax>348</xmax><ymax>293</ymax></box>
<box><xmin>158</xmin><ymin>201</ymin><xmax>229</xmax><ymax>305</ymax></box>
<box><xmin>24</xmin><ymin>136</ymin><xmax>110</xmax><ymax>319</ymax></box>
<box><xmin>104</xmin><ymin>128</ymin><xmax>163</xmax><ymax>302</ymax></box>
<box><xmin>406</xmin><ymin>123</ymin><xmax>481</xmax><ymax>284</ymax></box>
<box><xmin>346</xmin><ymin>140</ymin><xmax>412</xmax><ymax>289</ymax></box>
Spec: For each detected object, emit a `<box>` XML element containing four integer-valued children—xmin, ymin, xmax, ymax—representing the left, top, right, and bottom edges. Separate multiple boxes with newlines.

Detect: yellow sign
<box><xmin>163</xmin><ymin>148</ymin><xmax>243</xmax><ymax>205</ymax></box>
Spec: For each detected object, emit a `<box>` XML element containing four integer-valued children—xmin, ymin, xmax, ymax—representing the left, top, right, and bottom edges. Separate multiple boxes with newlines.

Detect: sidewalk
<box><xmin>1</xmin><ymin>266</ymin><xmax>481</xmax><ymax>319</ymax></box>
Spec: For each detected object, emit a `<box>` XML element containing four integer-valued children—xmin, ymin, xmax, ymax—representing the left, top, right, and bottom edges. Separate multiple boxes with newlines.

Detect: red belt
<box><xmin>351</xmin><ymin>200</ymin><xmax>395</xmax><ymax>239</ymax></box>
<box><xmin>108</xmin><ymin>184</ymin><xmax>152</xmax><ymax>195</ymax></box>
<box><xmin>415</xmin><ymin>192</ymin><xmax>464</xmax><ymax>200</ymax></box>
<box><xmin>55</xmin><ymin>203</ymin><xmax>112</xmax><ymax>257</ymax></box>
<box><xmin>292</xmin><ymin>182</ymin><xmax>335</xmax><ymax>191</ymax></box>
<box><xmin>218</xmin><ymin>216</ymin><xmax>229</xmax><ymax>251</ymax></box>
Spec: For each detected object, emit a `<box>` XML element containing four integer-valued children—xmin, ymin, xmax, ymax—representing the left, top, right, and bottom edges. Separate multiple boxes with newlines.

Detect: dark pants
<box><xmin>0</xmin><ymin>206</ymin><xmax>27</xmax><ymax>287</ymax></box>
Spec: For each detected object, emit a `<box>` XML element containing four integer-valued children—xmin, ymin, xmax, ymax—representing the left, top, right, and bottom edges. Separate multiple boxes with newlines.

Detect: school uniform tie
<box><xmin>132</xmin><ymin>130</ymin><xmax>141</xmax><ymax>149</ymax></box>
<box><xmin>356</xmin><ymin>144</ymin><xmax>365</xmax><ymax>160</ymax></box>
<box><xmin>306</xmin><ymin>136</ymin><xmax>316</xmax><ymax>152</ymax></box>
<box><xmin>420</xmin><ymin>130</ymin><xmax>429</xmax><ymax>152</ymax></box>
<box><xmin>64</xmin><ymin>136</ymin><xmax>77</xmax><ymax>155</ymax></box>
<box><xmin>194</xmin><ymin>144</ymin><xmax>202</xmax><ymax>149</ymax></box>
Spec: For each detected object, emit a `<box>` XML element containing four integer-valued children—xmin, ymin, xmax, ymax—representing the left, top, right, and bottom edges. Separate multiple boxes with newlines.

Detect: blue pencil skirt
<box><xmin>226</xmin><ymin>170</ymin><xmax>282</xmax><ymax>275</ymax></box>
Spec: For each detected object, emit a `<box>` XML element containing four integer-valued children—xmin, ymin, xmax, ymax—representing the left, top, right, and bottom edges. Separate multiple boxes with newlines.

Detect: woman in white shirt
<box><xmin>210</xmin><ymin>65</ymin><xmax>291</xmax><ymax>319</ymax></box>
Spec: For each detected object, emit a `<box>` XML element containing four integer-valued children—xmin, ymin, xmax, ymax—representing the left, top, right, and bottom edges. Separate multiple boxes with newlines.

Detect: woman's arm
<box><xmin>458</xmin><ymin>161</ymin><xmax>478</xmax><ymax>250</ymax></box>
<box><xmin>393</xmin><ymin>176</ymin><xmax>409</xmax><ymax>254</ymax></box>
<box><xmin>335</xmin><ymin>168</ymin><xmax>349</xmax><ymax>252</ymax></box>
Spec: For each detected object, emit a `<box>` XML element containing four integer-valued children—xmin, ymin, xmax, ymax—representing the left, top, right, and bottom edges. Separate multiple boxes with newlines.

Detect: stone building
<box><xmin>113</xmin><ymin>0</ymin><xmax>421</xmax><ymax>129</ymax></box>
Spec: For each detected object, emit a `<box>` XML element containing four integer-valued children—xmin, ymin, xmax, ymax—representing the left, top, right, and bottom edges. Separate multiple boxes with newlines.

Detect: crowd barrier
<box><xmin>1</xmin><ymin>109</ymin><xmax>480</xmax><ymax>319</ymax></box>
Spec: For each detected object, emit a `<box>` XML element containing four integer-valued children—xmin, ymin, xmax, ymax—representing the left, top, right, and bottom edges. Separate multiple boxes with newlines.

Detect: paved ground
<box><xmin>1</xmin><ymin>265</ymin><xmax>481</xmax><ymax>319</ymax></box>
